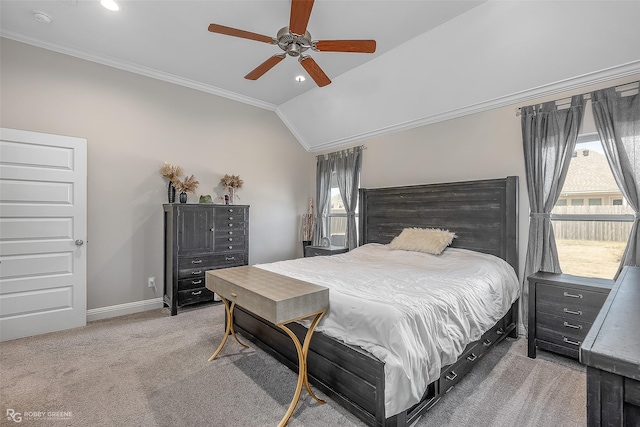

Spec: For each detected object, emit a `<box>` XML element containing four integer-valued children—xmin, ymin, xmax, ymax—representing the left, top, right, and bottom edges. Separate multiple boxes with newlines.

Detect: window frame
<box><xmin>551</xmin><ymin>133</ymin><xmax>635</xmax><ymax>268</ymax></box>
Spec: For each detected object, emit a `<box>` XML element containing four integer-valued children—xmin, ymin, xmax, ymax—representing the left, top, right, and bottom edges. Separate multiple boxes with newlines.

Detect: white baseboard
<box><xmin>86</xmin><ymin>298</ymin><xmax>164</xmax><ymax>322</ymax></box>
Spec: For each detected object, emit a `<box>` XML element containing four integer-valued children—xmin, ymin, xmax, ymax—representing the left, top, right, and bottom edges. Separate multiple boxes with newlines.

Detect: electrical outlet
<box><xmin>148</xmin><ymin>277</ymin><xmax>155</xmax><ymax>288</ymax></box>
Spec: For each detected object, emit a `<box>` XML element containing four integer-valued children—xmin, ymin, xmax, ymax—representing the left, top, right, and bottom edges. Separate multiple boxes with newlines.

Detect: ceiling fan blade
<box><xmin>245</xmin><ymin>54</ymin><xmax>286</xmax><ymax>80</ymax></box>
<box><xmin>289</xmin><ymin>0</ymin><xmax>314</xmax><ymax>36</ymax></box>
<box><xmin>314</xmin><ymin>40</ymin><xmax>377</xmax><ymax>53</ymax></box>
<box><xmin>208</xmin><ymin>24</ymin><xmax>274</xmax><ymax>44</ymax></box>
<box><xmin>299</xmin><ymin>56</ymin><xmax>331</xmax><ymax>87</ymax></box>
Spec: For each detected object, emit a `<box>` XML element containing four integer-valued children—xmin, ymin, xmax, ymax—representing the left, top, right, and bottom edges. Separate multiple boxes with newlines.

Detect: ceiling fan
<box><xmin>207</xmin><ymin>0</ymin><xmax>376</xmax><ymax>87</ymax></box>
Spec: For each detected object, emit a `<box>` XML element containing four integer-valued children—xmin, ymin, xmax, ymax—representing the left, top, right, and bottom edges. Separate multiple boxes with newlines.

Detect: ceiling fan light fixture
<box><xmin>295</xmin><ymin>75</ymin><xmax>305</xmax><ymax>82</ymax></box>
<box><xmin>286</xmin><ymin>43</ymin><xmax>301</xmax><ymax>57</ymax></box>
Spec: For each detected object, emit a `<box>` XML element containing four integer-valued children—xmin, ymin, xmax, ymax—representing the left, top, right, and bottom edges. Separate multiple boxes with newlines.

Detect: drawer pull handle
<box><xmin>228</xmin><ymin>223</ymin><xmax>233</xmax><ymax>227</ymax></box>
<box><xmin>192</xmin><ymin>271</ymin><xmax>202</xmax><ymax>275</ymax></box>
<box><xmin>192</xmin><ymin>260</ymin><xmax>202</xmax><ymax>264</ymax></box>
<box><xmin>445</xmin><ymin>371</ymin><xmax>458</xmax><ymax>381</ymax></box>
<box><xmin>192</xmin><ymin>280</ymin><xmax>202</xmax><ymax>285</ymax></box>
<box><xmin>230</xmin><ymin>292</ymin><xmax>238</xmax><ymax>297</ymax></box>
<box><xmin>563</xmin><ymin>337</ymin><xmax>581</xmax><ymax>346</ymax></box>
<box><xmin>210</xmin><ymin>228</ymin><xmax>214</xmax><ymax>232</ymax></box>
<box><xmin>228</xmin><ymin>231</ymin><xmax>233</xmax><ymax>235</ymax></box>
<box><xmin>229</xmin><ymin>209</ymin><xmax>234</xmax><ymax>213</ymax></box>
<box><xmin>483</xmin><ymin>339</ymin><xmax>492</xmax><ymax>347</ymax></box>
<box><xmin>563</xmin><ymin>308</ymin><xmax>582</xmax><ymax>316</ymax></box>
<box><xmin>563</xmin><ymin>292</ymin><xmax>583</xmax><ymax>299</ymax></box>
<box><xmin>228</xmin><ymin>238</ymin><xmax>233</xmax><ymax>241</ymax></box>
<box><xmin>228</xmin><ymin>217</ymin><xmax>233</xmax><ymax>220</ymax></box>
<box><xmin>496</xmin><ymin>328</ymin><xmax>505</xmax><ymax>335</ymax></box>
<box><xmin>563</xmin><ymin>321</ymin><xmax>582</xmax><ymax>330</ymax></box>
<box><xmin>225</xmin><ymin>256</ymin><xmax>235</xmax><ymax>261</ymax></box>
<box><xmin>228</xmin><ymin>246</ymin><xmax>233</xmax><ymax>249</ymax></box>
<box><xmin>467</xmin><ymin>353</ymin><xmax>478</xmax><ymax>362</ymax></box>
<box><xmin>191</xmin><ymin>290</ymin><xmax>202</xmax><ymax>296</ymax></box>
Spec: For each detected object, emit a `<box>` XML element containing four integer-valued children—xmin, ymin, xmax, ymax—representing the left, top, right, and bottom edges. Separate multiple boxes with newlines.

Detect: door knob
<box><xmin>75</xmin><ymin>239</ymin><xmax>84</xmax><ymax>246</ymax></box>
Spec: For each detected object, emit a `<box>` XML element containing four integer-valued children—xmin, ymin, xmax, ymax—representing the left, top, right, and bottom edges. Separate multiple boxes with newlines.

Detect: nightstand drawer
<box><xmin>536</xmin><ymin>283</ymin><xmax>607</xmax><ymax>321</ymax></box>
<box><xmin>536</xmin><ymin>312</ymin><xmax>593</xmax><ymax>343</ymax></box>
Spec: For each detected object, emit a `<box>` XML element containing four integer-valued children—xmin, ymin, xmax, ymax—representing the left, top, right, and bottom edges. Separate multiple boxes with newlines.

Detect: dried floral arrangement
<box><xmin>159</xmin><ymin>163</ymin><xmax>184</xmax><ymax>182</ymax></box>
<box><xmin>220</xmin><ymin>174</ymin><xmax>243</xmax><ymax>190</ymax></box>
<box><xmin>173</xmin><ymin>175</ymin><xmax>199</xmax><ymax>194</ymax></box>
<box><xmin>301</xmin><ymin>197</ymin><xmax>315</xmax><ymax>241</ymax></box>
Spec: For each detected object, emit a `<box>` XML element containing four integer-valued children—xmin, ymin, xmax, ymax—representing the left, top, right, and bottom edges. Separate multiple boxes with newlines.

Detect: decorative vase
<box><xmin>168</xmin><ymin>181</ymin><xmax>176</xmax><ymax>203</ymax></box>
<box><xmin>228</xmin><ymin>187</ymin><xmax>235</xmax><ymax>205</ymax></box>
<box><xmin>179</xmin><ymin>192</ymin><xmax>187</xmax><ymax>203</ymax></box>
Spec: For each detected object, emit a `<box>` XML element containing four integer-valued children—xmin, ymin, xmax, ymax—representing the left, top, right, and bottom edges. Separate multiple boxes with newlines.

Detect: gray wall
<box><xmin>0</xmin><ymin>38</ymin><xmax>315</xmax><ymax>312</ymax></box>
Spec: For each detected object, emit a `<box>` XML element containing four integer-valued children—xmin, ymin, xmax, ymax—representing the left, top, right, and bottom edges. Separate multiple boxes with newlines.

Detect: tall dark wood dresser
<box><xmin>163</xmin><ymin>204</ymin><xmax>249</xmax><ymax>315</ymax></box>
<box><xmin>580</xmin><ymin>266</ymin><xmax>640</xmax><ymax>426</ymax></box>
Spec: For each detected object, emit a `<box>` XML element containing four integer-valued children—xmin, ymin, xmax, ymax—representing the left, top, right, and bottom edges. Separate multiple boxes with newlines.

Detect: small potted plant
<box><xmin>173</xmin><ymin>175</ymin><xmax>199</xmax><ymax>203</ymax></box>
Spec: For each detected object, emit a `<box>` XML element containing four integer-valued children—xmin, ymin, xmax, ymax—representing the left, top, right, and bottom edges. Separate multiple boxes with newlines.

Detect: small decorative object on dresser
<box><xmin>220</xmin><ymin>174</ymin><xmax>243</xmax><ymax>205</ymax></box>
<box><xmin>173</xmin><ymin>175</ymin><xmax>199</xmax><ymax>204</ymax></box>
<box><xmin>163</xmin><ymin>203</ymin><xmax>249</xmax><ymax>315</ymax></box>
<box><xmin>159</xmin><ymin>162</ymin><xmax>184</xmax><ymax>203</ymax></box>
<box><xmin>527</xmin><ymin>272</ymin><xmax>613</xmax><ymax>359</ymax></box>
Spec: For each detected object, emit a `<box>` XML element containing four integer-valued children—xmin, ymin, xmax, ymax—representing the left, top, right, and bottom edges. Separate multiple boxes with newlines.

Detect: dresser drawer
<box><xmin>178</xmin><ymin>287</ymin><xmax>214</xmax><ymax>305</ymax></box>
<box><xmin>536</xmin><ymin>283</ymin><xmax>607</xmax><ymax>321</ymax></box>
<box><xmin>214</xmin><ymin>208</ymin><xmax>245</xmax><ymax>221</ymax></box>
<box><xmin>214</xmin><ymin>224</ymin><xmax>247</xmax><ymax>235</ymax></box>
<box><xmin>215</xmin><ymin>235</ymin><xmax>246</xmax><ymax>247</ymax></box>
<box><xmin>178</xmin><ymin>277</ymin><xmax>206</xmax><ymax>291</ymax></box>
<box><xmin>178</xmin><ymin>253</ymin><xmax>246</xmax><ymax>271</ymax></box>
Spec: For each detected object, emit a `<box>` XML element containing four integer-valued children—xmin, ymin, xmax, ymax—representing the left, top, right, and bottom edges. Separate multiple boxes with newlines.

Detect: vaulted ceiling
<box><xmin>2</xmin><ymin>1</ymin><xmax>639</xmax><ymax>152</ymax></box>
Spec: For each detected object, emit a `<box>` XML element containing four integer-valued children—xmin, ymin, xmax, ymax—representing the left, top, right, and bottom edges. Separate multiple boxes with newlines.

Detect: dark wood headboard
<box><xmin>359</xmin><ymin>176</ymin><xmax>519</xmax><ymax>274</ymax></box>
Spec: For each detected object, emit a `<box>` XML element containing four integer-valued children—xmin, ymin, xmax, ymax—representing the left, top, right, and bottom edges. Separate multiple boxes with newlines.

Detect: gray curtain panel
<box><xmin>591</xmin><ymin>86</ymin><xmax>640</xmax><ymax>275</ymax></box>
<box><xmin>333</xmin><ymin>146</ymin><xmax>363</xmax><ymax>251</ymax></box>
<box><xmin>313</xmin><ymin>154</ymin><xmax>333</xmax><ymax>246</ymax></box>
<box><xmin>521</xmin><ymin>95</ymin><xmax>585</xmax><ymax>329</ymax></box>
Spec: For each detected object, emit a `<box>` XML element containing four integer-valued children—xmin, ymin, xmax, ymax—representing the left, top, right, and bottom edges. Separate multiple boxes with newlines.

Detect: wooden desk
<box><xmin>205</xmin><ymin>266</ymin><xmax>329</xmax><ymax>427</ymax></box>
<box><xmin>580</xmin><ymin>266</ymin><xmax>640</xmax><ymax>426</ymax></box>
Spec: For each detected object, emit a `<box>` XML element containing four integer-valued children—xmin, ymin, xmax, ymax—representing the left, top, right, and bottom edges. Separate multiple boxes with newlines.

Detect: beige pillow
<box><xmin>389</xmin><ymin>228</ymin><xmax>457</xmax><ymax>255</ymax></box>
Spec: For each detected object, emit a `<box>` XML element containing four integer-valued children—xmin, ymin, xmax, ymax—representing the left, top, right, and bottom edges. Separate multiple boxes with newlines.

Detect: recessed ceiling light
<box><xmin>101</xmin><ymin>0</ymin><xmax>119</xmax><ymax>11</ymax></box>
<box><xmin>295</xmin><ymin>76</ymin><xmax>305</xmax><ymax>82</ymax></box>
<box><xmin>33</xmin><ymin>11</ymin><xmax>52</xmax><ymax>24</ymax></box>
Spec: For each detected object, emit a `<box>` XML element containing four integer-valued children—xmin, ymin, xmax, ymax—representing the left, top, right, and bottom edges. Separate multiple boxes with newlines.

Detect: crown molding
<box><xmin>1</xmin><ymin>31</ymin><xmax>278</xmax><ymax>112</ymax></box>
<box><xmin>304</xmin><ymin>60</ymin><xmax>640</xmax><ymax>153</ymax></box>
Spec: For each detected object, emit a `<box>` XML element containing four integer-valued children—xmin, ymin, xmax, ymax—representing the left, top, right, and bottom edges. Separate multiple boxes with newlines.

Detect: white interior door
<box><xmin>0</xmin><ymin>128</ymin><xmax>87</xmax><ymax>342</ymax></box>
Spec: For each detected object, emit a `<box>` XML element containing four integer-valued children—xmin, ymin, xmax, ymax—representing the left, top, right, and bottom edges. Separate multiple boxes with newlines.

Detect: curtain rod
<box><xmin>316</xmin><ymin>145</ymin><xmax>367</xmax><ymax>159</ymax></box>
<box><xmin>514</xmin><ymin>80</ymin><xmax>639</xmax><ymax>117</ymax></box>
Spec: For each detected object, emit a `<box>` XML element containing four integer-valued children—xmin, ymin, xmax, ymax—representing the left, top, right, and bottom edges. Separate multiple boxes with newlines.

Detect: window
<box><xmin>327</xmin><ymin>172</ymin><xmax>358</xmax><ymax>247</ymax></box>
<box><xmin>552</xmin><ymin>133</ymin><xmax>634</xmax><ymax>279</ymax></box>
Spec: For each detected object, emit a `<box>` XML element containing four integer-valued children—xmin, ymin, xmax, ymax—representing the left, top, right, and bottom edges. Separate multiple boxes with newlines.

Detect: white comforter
<box><xmin>255</xmin><ymin>243</ymin><xmax>520</xmax><ymax>417</ymax></box>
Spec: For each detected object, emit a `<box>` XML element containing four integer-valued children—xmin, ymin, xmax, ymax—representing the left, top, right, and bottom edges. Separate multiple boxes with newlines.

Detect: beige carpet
<box><xmin>0</xmin><ymin>304</ymin><xmax>586</xmax><ymax>426</ymax></box>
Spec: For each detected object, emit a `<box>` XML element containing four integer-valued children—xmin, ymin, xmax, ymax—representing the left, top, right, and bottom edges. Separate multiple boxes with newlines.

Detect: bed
<box><xmin>233</xmin><ymin>176</ymin><xmax>519</xmax><ymax>427</ymax></box>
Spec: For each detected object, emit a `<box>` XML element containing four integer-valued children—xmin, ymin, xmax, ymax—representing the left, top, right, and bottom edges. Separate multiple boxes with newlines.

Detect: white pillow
<box><xmin>388</xmin><ymin>228</ymin><xmax>457</xmax><ymax>255</ymax></box>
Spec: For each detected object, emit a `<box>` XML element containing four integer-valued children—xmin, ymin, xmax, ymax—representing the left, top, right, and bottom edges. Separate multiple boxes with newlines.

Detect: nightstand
<box><xmin>304</xmin><ymin>245</ymin><xmax>348</xmax><ymax>257</ymax></box>
<box><xmin>528</xmin><ymin>272</ymin><xmax>613</xmax><ymax>359</ymax></box>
